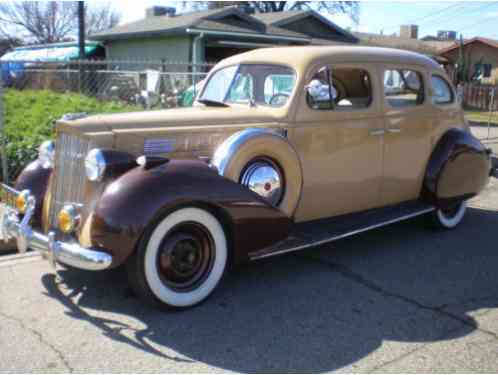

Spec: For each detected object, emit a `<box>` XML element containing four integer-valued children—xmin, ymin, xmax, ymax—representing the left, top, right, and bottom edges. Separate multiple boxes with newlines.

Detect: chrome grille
<box><xmin>49</xmin><ymin>133</ymin><xmax>95</xmax><ymax>228</ymax></box>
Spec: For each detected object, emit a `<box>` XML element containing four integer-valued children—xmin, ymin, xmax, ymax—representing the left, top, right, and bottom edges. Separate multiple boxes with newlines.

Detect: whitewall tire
<box><xmin>429</xmin><ymin>201</ymin><xmax>467</xmax><ymax>229</ymax></box>
<box><xmin>127</xmin><ymin>207</ymin><xmax>228</xmax><ymax>309</ymax></box>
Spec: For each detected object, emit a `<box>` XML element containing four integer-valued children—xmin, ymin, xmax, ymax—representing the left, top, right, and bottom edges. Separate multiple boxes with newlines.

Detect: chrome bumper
<box><xmin>0</xmin><ymin>184</ymin><xmax>112</xmax><ymax>271</ymax></box>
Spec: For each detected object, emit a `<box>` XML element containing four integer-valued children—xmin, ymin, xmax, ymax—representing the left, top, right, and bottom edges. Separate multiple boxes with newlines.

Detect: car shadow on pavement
<box><xmin>41</xmin><ymin>207</ymin><xmax>498</xmax><ymax>373</ymax></box>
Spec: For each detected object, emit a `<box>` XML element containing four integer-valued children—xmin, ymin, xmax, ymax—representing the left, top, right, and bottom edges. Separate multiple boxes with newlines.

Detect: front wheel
<box><xmin>127</xmin><ymin>207</ymin><xmax>228</xmax><ymax>309</ymax></box>
<box><xmin>428</xmin><ymin>201</ymin><xmax>467</xmax><ymax>229</ymax></box>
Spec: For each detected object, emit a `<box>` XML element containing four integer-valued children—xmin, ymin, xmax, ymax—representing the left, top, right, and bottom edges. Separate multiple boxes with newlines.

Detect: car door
<box><xmin>379</xmin><ymin>64</ymin><xmax>433</xmax><ymax>206</ymax></box>
<box><xmin>292</xmin><ymin>62</ymin><xmax>385</xmax><ymax>222</ymax></box>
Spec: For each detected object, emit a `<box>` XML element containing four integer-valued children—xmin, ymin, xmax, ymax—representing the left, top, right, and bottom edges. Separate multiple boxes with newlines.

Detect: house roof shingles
<box><xmin>92</xmin><ymin>7</ymin><xmax>311</xmax><ymax>41</ymax></box>
<box><xmin>354</xmin><ymin>31</ymin><xmax>442</xmax><ymax>55</ymax></box>
<box><xmin>438</xmin><ymin>36</ymin><xmax>498</xmax><ymax>55</ymax></box>
<box><xmin>91</xmin><ymin>7</ymin><xmax>356</xmax><ymax>43</ymax></box>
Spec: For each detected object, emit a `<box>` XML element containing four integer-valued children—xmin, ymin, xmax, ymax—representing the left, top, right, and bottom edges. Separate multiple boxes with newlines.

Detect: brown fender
<box><xmin>14</xmin><ymin>160</ymin><xmax>52</xmax><ymax>227</ymax></box>
<box><xmin>422</xmin><ymin>128</ymin><xmax>491</xmax><ymax>209</ymax></box>
<box><xmin>89</xmin><ymin>159</ymin><xmax>292</xmax><ymax>268</ymax></box>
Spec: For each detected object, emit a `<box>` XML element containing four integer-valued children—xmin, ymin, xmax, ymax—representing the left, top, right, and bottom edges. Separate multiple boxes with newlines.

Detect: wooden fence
<box><xmin>462</xmin><ymin>84</ymin><xmax>498</xmax><ymax>111</ymax></box>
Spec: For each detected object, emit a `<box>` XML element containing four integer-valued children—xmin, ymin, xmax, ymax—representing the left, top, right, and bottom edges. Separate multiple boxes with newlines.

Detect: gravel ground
<box><xmin>1</xmin><ymin>175</ymin><xmax>498</xmax><ymax>373</ymax></box>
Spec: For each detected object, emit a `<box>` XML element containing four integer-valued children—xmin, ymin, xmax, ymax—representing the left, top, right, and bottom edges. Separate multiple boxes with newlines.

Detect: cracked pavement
<box><xmin>2</xmin><ymin>179</ymin><xmax>498</xmax><ymax>372</ymax></box>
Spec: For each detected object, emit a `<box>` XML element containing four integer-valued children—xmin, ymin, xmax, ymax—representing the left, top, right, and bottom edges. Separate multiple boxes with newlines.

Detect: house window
<box><xmin>473</xmin><ymin>63</ymin><xmax>492</xmax><ymax>79</ymax></box>
<box><xmin>306</xmin><ymin>66</ymin><xmax>372</xmax><ymax>110</ymax></box>
<box><xmin>484</xmin><ymin>64</ymin><xmax>492</xmax><ymax>78</ymax></box>
<box><xmin>384</xmin><ymin>69</ymin><xmax>424</xmax><ymax>108</ymax></box>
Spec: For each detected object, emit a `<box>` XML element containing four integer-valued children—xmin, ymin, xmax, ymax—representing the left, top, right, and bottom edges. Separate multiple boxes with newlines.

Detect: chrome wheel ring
<box><xmin>240</xmin><ymin>158</ymin><xmax>284</xmax><ymax>207</ymax></box>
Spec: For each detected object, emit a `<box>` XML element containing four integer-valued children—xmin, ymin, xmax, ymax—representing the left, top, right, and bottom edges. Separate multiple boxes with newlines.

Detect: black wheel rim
<box><xmin>156</xmin><ymin>222</ymin><xmax>215</xmax><ymax>292</ymax></box>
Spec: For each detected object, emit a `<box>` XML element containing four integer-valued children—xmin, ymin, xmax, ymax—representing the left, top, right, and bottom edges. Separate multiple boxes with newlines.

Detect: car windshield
<box><xmin>199</xmin><ymin>64</ymin><xmax>296</xmax><ymax>107</ymax></box>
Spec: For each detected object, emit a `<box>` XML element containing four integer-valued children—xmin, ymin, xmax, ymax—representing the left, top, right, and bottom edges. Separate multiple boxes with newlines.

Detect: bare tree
<box><xmin>184</xmin><ymin>1</ymin><xmax>359</xmax><ymax>24</ymax></box>
<box><xmin>85</xmin><ymin>3</ymin><xmax>120</xmax><ymax>37</ymax></box>
<box><xmin>0</xmin><ymin>1</ymin><xmax>120</xmax><ymax>44</ymax></box>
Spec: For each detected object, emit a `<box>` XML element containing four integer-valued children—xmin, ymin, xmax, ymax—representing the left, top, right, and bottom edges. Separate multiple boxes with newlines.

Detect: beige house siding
<box><xmin>442</xmin><ymin>42</ymin><xmax>498</xmax><ymax>84</ymax></box>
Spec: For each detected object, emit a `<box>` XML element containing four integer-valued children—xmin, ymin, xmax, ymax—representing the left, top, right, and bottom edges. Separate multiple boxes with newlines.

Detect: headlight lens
<box><xmin>15</xmin><ymin>190</ymin><xmax>32</xmax><ymax>214</ymax></box>
<box><xmin>58</xmin><ymin>205</ymin><xmax>81</xmax><ymax>233</ymax></box>
<box><xmin>38</xmin><ymin>140</ymin><xmax>55</xmax><ymax>168</ymax></box>
<box><xmin>85</xmin><ymin>149</ymin><xmax>107</xmax><ymax>181</ymax></box>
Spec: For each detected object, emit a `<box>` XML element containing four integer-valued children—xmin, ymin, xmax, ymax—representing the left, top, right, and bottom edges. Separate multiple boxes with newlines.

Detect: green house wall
<box><xmin>105</xmin><ymin>35</ymin><xmax>193</xmax><ymax>65</ymax></box>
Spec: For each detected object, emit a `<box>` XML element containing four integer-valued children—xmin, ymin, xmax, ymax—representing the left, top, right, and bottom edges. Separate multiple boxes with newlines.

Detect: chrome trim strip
<box><xmin>0</xmin><ymin>184</ymin><xmax>112</xmax><ymax>271</ymax></box>
<box><xmin>250</xmin><ymin>207</ymin><xmax>435</xmax><ymax>260</ymax></box>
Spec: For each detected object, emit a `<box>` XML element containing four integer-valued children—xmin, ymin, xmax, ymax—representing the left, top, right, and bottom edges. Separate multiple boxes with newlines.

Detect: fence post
<box><xmin>488</xmin><ymin>89</ymin><xmax>495</xmax><ymax>139</ymax></box>
<box><xmin>0</xmin><ymin>72</ymin><xmax>8</xmax><ymax>184</ymax></box>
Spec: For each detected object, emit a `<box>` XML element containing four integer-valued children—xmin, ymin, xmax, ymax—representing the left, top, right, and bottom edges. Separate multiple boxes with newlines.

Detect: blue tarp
<box><xmin>1</xmin><ymin>41</ymin><xmax>102</xmax><ymax>86</ymax></box>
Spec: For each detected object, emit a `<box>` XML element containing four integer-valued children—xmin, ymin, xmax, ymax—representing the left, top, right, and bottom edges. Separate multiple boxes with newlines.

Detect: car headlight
<box><xmin>38</xmin><ymin>140</ymin><xmax>55</xmax><ymax>168</ymax></box>
<box><xmin>58</xmin><ymin>204</ymin><xmax>81</xmax><ymax>233</ymax></box>
<box><xmin>15</xmin><ymin>189</ymin><xmax>32</xmax><ymax>214</ymax></box>
<box><xmin>85</xmin><ymin>149</ymin><xmax>107</xmax><ymax>182</ymax></box>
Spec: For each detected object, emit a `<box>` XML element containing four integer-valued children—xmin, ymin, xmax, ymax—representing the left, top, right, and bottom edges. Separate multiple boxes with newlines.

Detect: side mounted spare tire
<box><xmin>212</xmin><ymin>128</ymin><xmax>303</xmax><ymax>218</ymax></box>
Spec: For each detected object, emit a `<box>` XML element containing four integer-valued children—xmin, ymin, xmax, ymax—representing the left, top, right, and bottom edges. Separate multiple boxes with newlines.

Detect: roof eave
<box><xmin>90</xmin><ymin>28</ymin><xmax>187</xmax><ymax>42</ymax></box>
<box><xmin>185</xmin><ymin>28</ymin><xmax>310</xmax><ymax>42</ymax></box>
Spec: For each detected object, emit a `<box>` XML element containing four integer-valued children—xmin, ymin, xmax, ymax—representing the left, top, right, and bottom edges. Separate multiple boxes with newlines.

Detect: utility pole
<box><xmin>78</xmin><ymin>1</ymin><xmax>85</xmax><ymax>59</ymax></box>
<box><xmin>77</xmin><ymin>1</ymin><xmax>85</xmax><ymax>92</ymax></box>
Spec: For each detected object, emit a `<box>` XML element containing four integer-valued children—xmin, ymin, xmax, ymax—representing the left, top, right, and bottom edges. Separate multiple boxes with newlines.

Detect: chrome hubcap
<box><xmin>241</xmin><ymin>159</ymin><xmax>284</xmax><ymax>206</ymax></box>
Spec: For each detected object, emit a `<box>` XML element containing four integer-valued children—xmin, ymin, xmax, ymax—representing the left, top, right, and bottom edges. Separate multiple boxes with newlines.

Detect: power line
<box><xmin>382</xmin><ymin>2</ymin><xmax>462</xmax><ymax>32</ymax></box>
<box><xmin>415</xmin><ymin>3</ymin><xmax>483</xmax><ymax>28</ymax></box>
<box><xmin>455</xmin><ymin>2</ymin><xmax>498</xmax><ymax>33</ymax></box>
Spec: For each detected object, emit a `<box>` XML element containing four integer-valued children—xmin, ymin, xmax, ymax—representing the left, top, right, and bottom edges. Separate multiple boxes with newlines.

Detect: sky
<box><xmin>104</xmin><ymin>0</ymin><xmax>498</xmax><ymax>40</ymax></box>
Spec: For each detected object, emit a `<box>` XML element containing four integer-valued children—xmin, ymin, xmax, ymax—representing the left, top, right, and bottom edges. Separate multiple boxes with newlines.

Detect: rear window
<box><xmin>384</xmin><ymin>69</ymin><xmax>424</xmax><ymax>108</ymax></box>
<box><xmin>431</xmin><ymin>75</ymin><xmax>454</xmax><ymax>105</ymax></box>
<box><xmin>306</xmin><ymin>66</ymin><xmax>372</xmax><ymax>111</ymax></box>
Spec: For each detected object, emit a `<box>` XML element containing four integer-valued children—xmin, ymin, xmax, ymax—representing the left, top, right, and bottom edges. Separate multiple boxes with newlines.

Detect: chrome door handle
<box><xmin>369</xmin><ymin>129</ymin><xmax>385</xmax><ymax>136</ymax></box>
<box><xmin>387</xmin><ymin>128</ymin><xmax>401</xmax><ymax>134</ymax></box>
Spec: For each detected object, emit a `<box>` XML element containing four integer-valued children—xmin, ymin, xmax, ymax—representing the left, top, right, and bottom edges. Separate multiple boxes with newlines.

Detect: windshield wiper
<box><xmin>197</xmin><ymin>99</ymin><xmax>229</xmax><ymax>108</ymax></box>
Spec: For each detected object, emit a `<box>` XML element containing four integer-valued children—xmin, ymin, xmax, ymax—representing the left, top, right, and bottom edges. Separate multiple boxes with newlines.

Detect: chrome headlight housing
<box><xmin>38</xmin><ymin>140</ymin><xmax>55</xmax><ymax>168</ymax></box>
<box><xmin>85</xmin><ymin>149</ymin><xmax>107</xmax><ymax>182</ymax></box>
<box><xmin>57</xmin><ymin>204</ymin><xmax>81</xmax><ymax>233</ymax></box>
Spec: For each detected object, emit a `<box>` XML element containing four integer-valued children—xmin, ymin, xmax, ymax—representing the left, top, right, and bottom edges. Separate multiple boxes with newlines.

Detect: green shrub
<box><xmin>1</xmin><ymin>89</ymin><xmax>139</xmax><ymax>182</ymax></box>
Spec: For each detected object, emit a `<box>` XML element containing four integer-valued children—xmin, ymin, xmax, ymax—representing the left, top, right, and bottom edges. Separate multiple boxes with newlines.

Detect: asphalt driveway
<box><xmin>1</xmin><ymin>179</ymin><xmax>498</xmax><ymax>373</ymax></box>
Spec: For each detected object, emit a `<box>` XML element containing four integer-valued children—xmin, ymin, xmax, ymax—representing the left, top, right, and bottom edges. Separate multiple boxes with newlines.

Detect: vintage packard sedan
<box><xmin>0</xmin><ymin>46</ymin><xmax>492</xmax><ymax>309</ymax></box>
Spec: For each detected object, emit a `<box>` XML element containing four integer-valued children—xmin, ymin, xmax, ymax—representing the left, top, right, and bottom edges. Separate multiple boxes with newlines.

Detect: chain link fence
<box><xmin>0</xmin><ymin>59</ymin><xmax>215</xmax><ymax>182</ymax></box>
<box><xmin>2</xmin><ymin>59</ymin><xmax>215</xmax><ymax>109</ymax></box>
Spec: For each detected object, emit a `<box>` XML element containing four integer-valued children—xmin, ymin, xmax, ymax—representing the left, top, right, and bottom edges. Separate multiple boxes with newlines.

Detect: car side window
<box><xmin>264</xmin><ymin>74</ymin><xmax>296</xmax><ymax>107</ymax></box>
<box><xmin>384</xmin><ymin>69</ymin><xmax>424</xmax><ymax>108</ymax></box>
<box><xmin>431</xmin><ymin>75</ymin><xmax>454</xmax><ymax>105</ymax></box>
<box><xmin>306</xmin><ymin>66</ymin><xmax>372</xmax><ymax>111</ymax></box>
<box><xmin>226</xmin><ymin>73</ymin><xmax>254</xmax><ymax>103</ymax></box>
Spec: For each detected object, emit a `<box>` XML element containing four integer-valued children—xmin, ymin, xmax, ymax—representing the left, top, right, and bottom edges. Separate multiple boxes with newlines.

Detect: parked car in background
<box><xmin>0</xmin><ymin>46</ymin><xmax>492</xmax><ymax>310</ymax></box>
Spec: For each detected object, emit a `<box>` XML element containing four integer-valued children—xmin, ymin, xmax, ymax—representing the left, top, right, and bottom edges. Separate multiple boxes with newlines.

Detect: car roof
<box><xmin>215</xmin><ymin>46</ymin><xmax>443</xmax><ymax>72</ymax></box>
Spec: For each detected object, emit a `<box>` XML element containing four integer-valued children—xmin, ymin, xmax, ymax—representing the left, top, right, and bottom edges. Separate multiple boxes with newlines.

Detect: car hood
<box><xmin>56</xmin><ymin>105</ymin><xmax>286</xmax><ymax>135</ymax></box>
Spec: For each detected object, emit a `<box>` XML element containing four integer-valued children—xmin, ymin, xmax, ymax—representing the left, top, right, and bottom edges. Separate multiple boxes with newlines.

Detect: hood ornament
<box><xmin>60</xmin><ymin>113</ymin><xmax>88</xmax><ymax>121</ymax></box>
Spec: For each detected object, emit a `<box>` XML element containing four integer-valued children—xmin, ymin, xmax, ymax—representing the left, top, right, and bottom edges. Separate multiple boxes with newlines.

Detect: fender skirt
<box><xmin>422</xmin><ymin>128</ymin><xmax>491</xmax><ymax>209</ymax></box>
<box><xmin>14</xmin><ymin>160</ymin><xmax>52</xmax><ymax>227</ymax></box>
<box><xmin>90</xmin><ymin>159</ymin><xmax>292</xmax><ymax>268</ymax></box>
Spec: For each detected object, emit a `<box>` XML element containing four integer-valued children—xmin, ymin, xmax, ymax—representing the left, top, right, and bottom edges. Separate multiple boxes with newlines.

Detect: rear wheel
<box><xmin>428</xmin><ymin>201</ymin><xmax>467</xmax><ymax>229</ymax></box>
<box><xmin>127</xmin><ymin>207</ymin><xmax>228</xmax><ymax>309</ymax></box>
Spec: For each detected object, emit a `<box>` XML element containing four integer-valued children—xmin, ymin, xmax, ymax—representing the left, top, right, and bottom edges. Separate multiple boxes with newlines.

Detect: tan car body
<box><xmin>56</xmin><ymin>46</ymin><xmax>474</xmax><ymax>223</ymax></box>
<box><xmin>4</xmin><ymin>45</ymin><xmax>491</xmax><ymax>310</ymax></box>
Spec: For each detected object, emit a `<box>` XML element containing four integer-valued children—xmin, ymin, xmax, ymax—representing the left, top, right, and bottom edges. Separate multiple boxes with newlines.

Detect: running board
<box><xmin>250</xmin><ymin>200</ymin><xmax>435</xmax><ymax>260</ymax></box>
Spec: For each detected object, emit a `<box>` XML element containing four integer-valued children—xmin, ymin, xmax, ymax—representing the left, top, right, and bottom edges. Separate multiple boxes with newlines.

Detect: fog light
<box><xmin>16</xmin><ymin>190</ymin><xmax>31</xmax><ymax>213</ymax></box>
<box><xmin>58</xmin><ymin>205</ymin><xmax>81</xmax><ymax>233</ymax></box>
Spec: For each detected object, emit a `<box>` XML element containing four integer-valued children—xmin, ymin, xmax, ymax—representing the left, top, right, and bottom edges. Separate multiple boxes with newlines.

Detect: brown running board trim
<box><xmin>250</xmin><ymin>200</ymin><xmax>435</xmax><ymax>260</ymax></box>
